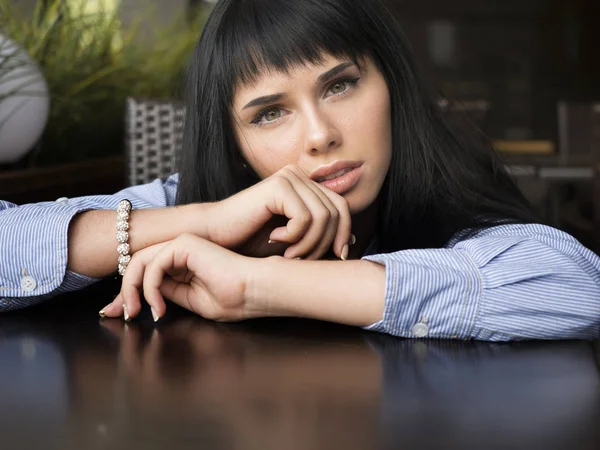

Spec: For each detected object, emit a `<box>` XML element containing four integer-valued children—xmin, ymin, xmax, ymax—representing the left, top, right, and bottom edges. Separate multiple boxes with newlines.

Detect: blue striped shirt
<box><xmin>1</xmin><ymin>173</ymin><xmax>599</xmax><ymax>341</ymax></box>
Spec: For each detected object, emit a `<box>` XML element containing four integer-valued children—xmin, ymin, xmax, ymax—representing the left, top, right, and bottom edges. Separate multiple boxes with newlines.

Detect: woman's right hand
<box><xmin>203</xmin><ymin>164</ymin><xmax>352</xmax><ymax>260</ymax></box>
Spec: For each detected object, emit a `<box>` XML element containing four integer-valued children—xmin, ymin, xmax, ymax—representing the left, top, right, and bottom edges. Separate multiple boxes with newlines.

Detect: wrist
<box><xmin>245</xmin><ymin>256</ymin><xmax>386</xmax><ymax>326</ymax></box>
<box><xmin>245</xmin><ymin>255</ymin><xmax>289</xmax><ymax>318</ymax></box>
<box><xmin>183</xmin><ymin>202</ymin><xmax>215</xmax><ymax>241</ymax></box>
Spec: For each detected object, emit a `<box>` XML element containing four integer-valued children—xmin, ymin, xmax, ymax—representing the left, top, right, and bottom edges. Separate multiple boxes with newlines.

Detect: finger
<box><xmin>120</xmin><ymin>259</ymin><xmax>146</xmax><ymax>320</ymax></box>
<box><xmin>275</xmin><ymin>169</ymin><xmax>336</xmax><ymax>259</ymax></box>
<box><xmin>100</xmin><ymin>293</ymin><xmax>125</xmax><ymax>318</ymax></box>
<box><xmin>141</xmin><ymin>241</ymin><xmax>190</xmax><ymax>321</ymax></box>
<box><xmin>158</xmin><ymin>277</ymin><xmax>196</xmax><ymax>313</ymax></box>
<box><xmin>120</xmin><ymin>242</ymin><xmax>169</xmax><ymax>321</ymax></box>
<box><xmin>288</xmin><ymin>182</ymin><xmax>338</xmax><ymax>259</ymax></box>
<box><xmin>314</xmin><ymin>183</ymin><xmax>352</xmax><ymax>259</ymax></box>
<box><xmin>266</xmin><ymin>176</ymin><xmax>313</xmax><ymax>244</ymax></box>
<box><xmin>287</xmin><ymin>165</ymin><xmax>352</xmax><ymax>259</ymax></box>
<box><xmin>295</xmin><ymin>174</ymin><xmax>345</xmax><ymax>259</ymax></box>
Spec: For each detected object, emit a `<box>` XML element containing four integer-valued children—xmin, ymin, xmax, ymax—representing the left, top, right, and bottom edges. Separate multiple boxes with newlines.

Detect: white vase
<box><xmin>0</xmin><ymin>35</ymin><xmax>50</xmax><ymax>164</ymax></box>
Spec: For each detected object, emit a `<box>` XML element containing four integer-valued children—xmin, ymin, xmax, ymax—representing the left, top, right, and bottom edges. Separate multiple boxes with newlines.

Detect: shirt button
<box><xmin>55</xmin><ymin>197</ymin><xmax>69</xmax><ymax>204</ymax></box>
<box><xmin>411</xmin><ymin>322</ymin><xmax>429</xmax><ymax>338</ymax></box>
<box><xmin>20</xmin><ymin>276</ymin><xmax>37</xmax><ymax>292</ymax></box>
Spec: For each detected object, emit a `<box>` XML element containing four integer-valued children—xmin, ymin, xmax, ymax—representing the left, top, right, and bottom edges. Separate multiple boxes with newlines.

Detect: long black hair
<box><xmin>176</xmin><ymin>0</ymin><xmax>539</xmax><ymax>252</ymax></box>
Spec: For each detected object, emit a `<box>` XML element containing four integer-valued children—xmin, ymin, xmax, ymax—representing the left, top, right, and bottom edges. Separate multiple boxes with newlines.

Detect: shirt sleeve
<box><xmin>362</xmin><ymin>223</ymin><xmax>600</xmax><ymax>341</ymax></box>
<box><xmin>0</xmin><ymin>174</ymin><xmax>179</xmax><ymax>312</ymax></box>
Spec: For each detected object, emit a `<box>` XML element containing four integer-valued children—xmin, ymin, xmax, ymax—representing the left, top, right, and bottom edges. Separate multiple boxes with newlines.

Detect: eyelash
<box><xmin>250</xmin><ymin>76</ymin><xmax>361</xmax><ymax>126</ymax></box>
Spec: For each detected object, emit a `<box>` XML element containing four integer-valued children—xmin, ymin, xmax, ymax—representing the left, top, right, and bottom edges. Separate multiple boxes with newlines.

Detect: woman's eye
<box><xmin>252</xmin><ymin>108</ymin><xmax>282</xmax><ymax>125</ymax></box>
<box><xmin>327</xmin><ymin>77</ymin><xmax>360</xmax><ymax>96</ymax></box>
<box><xmin>264</xmin><ymin>109</ymin><xmax>281</xmax><ymax>121</ymax></box>
<box><xmin>330</xmin><ymin>82</ymin><xmax>348</xmax><ymax>95</ymax></box>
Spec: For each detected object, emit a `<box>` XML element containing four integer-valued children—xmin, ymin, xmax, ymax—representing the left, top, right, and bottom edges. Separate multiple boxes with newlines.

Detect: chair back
<box><xmin>125</xmin><ymin>98</ymin><xmax>185</xmax><ymax>186</ymax></box>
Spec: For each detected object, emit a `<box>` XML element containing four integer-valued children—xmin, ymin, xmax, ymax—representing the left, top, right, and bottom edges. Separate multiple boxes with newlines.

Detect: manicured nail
<box><xmin>350</xmin><ymin>234</ymin><xmax>356</xmax><ymax>246</ymax></box>
<box><xmin>123</xmin><ymin>303</ymin><xmax>130</xmax><ymax>322</ymax></box>
<box><xmin>341</xmin><ymin>244</ymin><xmax>349</xmax><ymax>261</ymax></box>
<box><xmin>151</xmin><ymin>307</ymin><xmax>159</xmax><ymax>323</ymax></box>
<box><xmin>99</xmin><ymin>305</ymin><xmax>110</xmax><ymax>318</ymax></box>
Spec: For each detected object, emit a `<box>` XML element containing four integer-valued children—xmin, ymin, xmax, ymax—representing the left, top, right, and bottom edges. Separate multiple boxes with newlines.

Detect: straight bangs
<box><xmin>214</xmin><ymin>0</ymin><xmax>376</xmax><ymax>99</ymax></box>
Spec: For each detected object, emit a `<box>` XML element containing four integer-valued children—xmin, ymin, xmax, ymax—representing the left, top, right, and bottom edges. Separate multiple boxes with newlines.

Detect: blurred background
<box><xmin>0</xmin><ymin>0</ymin><xmax>598</xmax><ymax>253</ymax></box>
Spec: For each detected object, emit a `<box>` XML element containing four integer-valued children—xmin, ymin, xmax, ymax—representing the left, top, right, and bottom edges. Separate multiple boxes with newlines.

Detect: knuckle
<box><xmin>338</xmin><ymin>196</ymin><xmax>350</xmax><ymax>211</ymax></box>
<box><xmin>181</xmin><ymin>232</ymin><xmax>197</xmax><ymax>243</ymax></box>
<box><xmin>314</xmin><ymin>208</ymin><xmax>331</xmax><ymax>223</ymax></box>
<box><xmin>283</xmin><ymin>163</ymin><xmax>299</xmax><ymax>173</ymax></box>
<box><xmin>278</xmin><ymin>165</ymin><xmax>295</xmax><ymax>177</ymax></box>
<box><xmin>292</xmin><ymin>212</ymin><xmax>312</xmax><ymax>231</ymax></box>
<box><xmin>128</xmin><ymin>251</ymin><xmax>141</xmax><ymax>266</ymax></box>
<box><xmin>178</xmin><ymin>232</ymin><xmax>193</xmax><ymax>241</ymax></box>
<box><xmin>272</xmin><ymin>174</ymin><xmax>291</xmax><ymax>189</ymax></box>
<box><xmin>283</xmin><ymin>164</ymin><xmax>309</xmax><ymax>179</ymax></box>
<box><xmin>331</xmin><ymin>195</ymin><xmax>349</xmax><ymax>212</ymax></box>
<box><xmin>299</xmin><ymin>211</ymin><xmax>312</xmax><ymax>225</ymax></box>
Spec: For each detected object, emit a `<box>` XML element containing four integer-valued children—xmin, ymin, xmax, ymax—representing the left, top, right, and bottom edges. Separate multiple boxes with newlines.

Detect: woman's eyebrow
<box><xmin>316</xmin><ymin>62</ymin><xmax>355</xmax><ymax>84</ymax></box>
<box><xmin>241</xmin><ymin>62</ymin><xmax>355</xmax><ymax>111</ymax></box>
<box><xmin>242</xmin><ymin>93</ymin><xmax>287</xmax><ymax>110</ymax></box>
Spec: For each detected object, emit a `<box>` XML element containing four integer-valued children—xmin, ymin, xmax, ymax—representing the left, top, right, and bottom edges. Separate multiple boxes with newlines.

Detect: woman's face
<box><xmin>231</xmin><ymin>53</ymin><xmax>392</xmax><ymax>214</ymax></box>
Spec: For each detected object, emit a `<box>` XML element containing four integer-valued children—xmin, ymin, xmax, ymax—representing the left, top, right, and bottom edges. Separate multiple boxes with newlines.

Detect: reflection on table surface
<box><xmin>0</xmin><ymin>280</ymin><xmax>599</xmax><ymax>450</ymax></box>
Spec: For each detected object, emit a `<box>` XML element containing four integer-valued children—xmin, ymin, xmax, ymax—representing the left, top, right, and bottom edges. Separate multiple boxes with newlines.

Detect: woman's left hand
<box><xmin>100</xmin><ymin>233</ymin><xmax>264</xmax><ymax>322</ymax></box>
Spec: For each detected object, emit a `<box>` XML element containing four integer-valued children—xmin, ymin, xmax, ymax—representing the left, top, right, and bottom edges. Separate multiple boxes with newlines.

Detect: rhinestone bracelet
<box><xmin>116</xmin><ymin>199</ymin><xmax>132</xmax><ymax>276</ymax></box>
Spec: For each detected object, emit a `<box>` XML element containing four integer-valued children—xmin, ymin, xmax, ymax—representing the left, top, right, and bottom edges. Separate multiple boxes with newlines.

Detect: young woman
<box><xmin>1</xmin><ymin>0</ymin><xmax>598</xmax><ymax>341</ymax></box>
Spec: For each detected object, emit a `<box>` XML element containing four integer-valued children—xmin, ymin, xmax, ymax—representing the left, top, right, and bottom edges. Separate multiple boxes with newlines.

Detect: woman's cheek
<box><xmin>243</xmin><ymin>136</ymin><xmax>299</xmax><ymax>177</ymax></box>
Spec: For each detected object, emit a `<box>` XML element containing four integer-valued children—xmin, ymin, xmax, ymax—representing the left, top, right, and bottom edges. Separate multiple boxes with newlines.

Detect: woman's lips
<box><xmin>318</xmin><ymin>165</ymin><xmax>363</xmax><ymax>195</ymax></box>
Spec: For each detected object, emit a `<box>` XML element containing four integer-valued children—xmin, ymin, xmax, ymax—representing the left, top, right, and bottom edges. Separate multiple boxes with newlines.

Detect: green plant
<box><xmin>0</xmin><ymin>0</ymin><xmax>204</xmax><ymax>166</ymax></box>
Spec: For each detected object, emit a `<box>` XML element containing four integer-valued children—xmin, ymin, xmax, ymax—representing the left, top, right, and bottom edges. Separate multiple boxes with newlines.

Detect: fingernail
<box><xmin>151</xmin><ymin>307</ymin><xmax>159</xmax><ymax>323</ymax></box>
<box><xmin>99</xmin><ymin>305</ymin><xmax>110</xmax><ymax>318</ymax></box>
<box><xmin>123</xmin><ymin>303</ymin><xmax>130</xmax><ymax>322</ymax></box>
<box><xmin>294</xmin><ymin>257</ymin><xmax>302</xmax><ymax>260</ymax></box>
<box><xmin>268</xmin><ymin>239</ymin><xmax>278</xmax><ymax>244</ymax></box>
<box><xmin>341</xmin><ymin>244</ymin><xmax>349</xmax><ymax>261</ymax></box>
<box><xmin>350</xmin><ymin>234</ymin><xmax>356</xmax><ymax>246</ymax></box>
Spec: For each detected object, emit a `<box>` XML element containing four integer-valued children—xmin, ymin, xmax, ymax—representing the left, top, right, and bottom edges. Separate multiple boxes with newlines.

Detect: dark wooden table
<box><xmin>1</xmin><ymin>279</ymin><xmax>599</xmax><ymax>450</ymax></box>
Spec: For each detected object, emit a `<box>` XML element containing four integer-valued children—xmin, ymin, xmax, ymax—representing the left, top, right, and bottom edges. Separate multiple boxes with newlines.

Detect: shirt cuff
<box><xmin>0</xmin><ymin>204</ymin><xmax>93</xmax><ymax>298</ymax></box>
<box><xmin>360</xmin><ymin>249</ymin><xmax>482</xmax><ymax>339</ymax></box>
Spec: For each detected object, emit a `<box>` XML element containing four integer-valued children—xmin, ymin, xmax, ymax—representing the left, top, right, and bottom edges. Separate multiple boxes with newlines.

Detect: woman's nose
<box><xmin>303</xmin><ymin>109</ymin><xmax>343</xmax><ymax>154</ymax></box>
